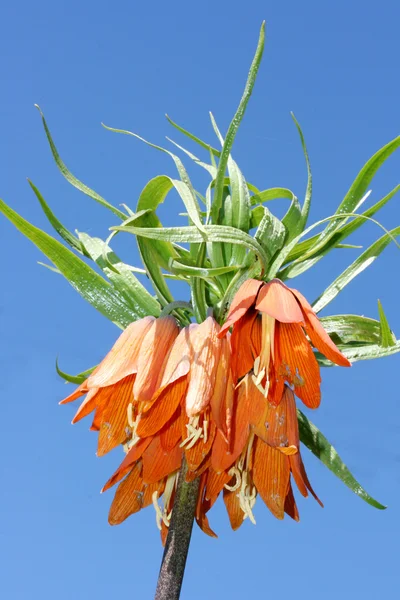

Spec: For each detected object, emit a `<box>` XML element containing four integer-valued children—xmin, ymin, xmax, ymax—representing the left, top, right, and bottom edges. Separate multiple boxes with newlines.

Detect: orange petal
<box><xmin>246</xmin><ymin>375</ymin><xmax>268</xmax><ymax>428</ymax></box>
<box><xmin>230</xmin><ymin>310</ymin><xmax>258</xmax><ymax>380</ymax></box>
<box><xmin>142</xmin><ymin>437</ymin><xmax>182</xmax><ymax>484</ymax></box>
<box><xmin>255</xmin><ymin>279</ymin><xmax>304</xmax><ymax>323</ymax></box>
<box><xmin>59</xmin><ymin>380</ymin><xmax>88</xmax><ymax>405</ymax></box>
<box><xmin>195</xmin><ymin>473</ymin><xmax>218</xmax><ymax>538</ymax></box>
<box><xmin>211</xmin><ymin>383</ymin><xmax>250</xmax><ymax>473</ymax></box>
<box><xmin>142</xmin><ymin>478</ymin><xmax>166</xmax><ymax>508</ymax></box>
<box><xmin>160</xmin><ymin>408</ymin><xmax>185</xmax><ymax>451</ymax></box>
<box><xmin>277</xmin><ymin>323</ymin><xmax>321</xmax><ymax>408</ymax></box>
<box><xmin>210</xmin><ymin>336</ymin><xmax>231</xmax><ymax>432</ymax></box>
<box><xmin>185</xmin><ymin>456</ymin><xmax>211</xmax><ymax>482</ymax></box>
<box><xmin>223</xmin><ymin>488</ymin><xmax>245</xmax><ymax>530</ymax></box>
<box><xmin>87</xmin><ymin>317</ymin><xmax>155</xmax><ymax>388</ymax></box>
<box><xmin>284</xmin><ymin>483</ymin><xmax>300</xmax><ymax>521</ymax></box>
<box><xmin>291</xmin><ymin>289</ymin><xmax>351</xmax><ymax>367</ymax></box>
<box><xmin>136</xmin><ymin>379</ymin><xmax>187</xmax><ymax>438</ymax></box>
<box><xmin>97</xmin><ymin>375</ymin><xmax>136</xmax><ymax>456</ymax></box>
<box><xmin>290</xmin><ymin>452</ymin><xmax>323</xmax><ymax>507</ymax></box>
<box><xmin>205</xmin><ymin>469</ymin><xmax>231</xmax><ymax>504</ymax></box>
<box><xmin>185</xmin><ymin>317</ymin><xmax>221</xmax><ymax>417</ymax></box>
<box><xmin>101</xmin><ymin>438</ymin><xmax>152</xmax><ymax>492</ymax></box>
<box><xmin>108</xmin><ymin>462</ymin><xmax>143</xmax><ymax>525</ymax></box>
<box><xmin>219</xmin><ymin>279</ymin><xmax>263</xmax><ymax>336</ymax></box>
<box><xmin>71</xmin><ymin>388</ymin><xmax>101</xmax><ymax>423</ymax></box>
<box><xmin>252</xmin><ymin>386</ymin><xmax>289</xmax><ymax>447</ymax></box>
<box><xmin>158</xmin><ymin>325</ymin><xmax>196</xmax><ymax>389</ymax></box>
<box><xmin>133</xmin><ymin>316</ymin><xmax>180</xmax><ymax>402</ymax></box>
<box><xmin>252</xmin><ymin>438</ymin><xmax>290</xmax><ymax>519</ymax></box>
<box><xmin>185</xmin><ymin>417</ymin><xmax>216</xmax><ymax>471</ymax></box>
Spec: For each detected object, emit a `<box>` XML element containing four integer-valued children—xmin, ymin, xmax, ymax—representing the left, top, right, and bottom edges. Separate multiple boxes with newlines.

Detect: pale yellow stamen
<box><xmin>180</xmin><ymin>416</ymin><xmax>204</xmax><ymax>449</ymax></box>
<box><xmin>152</xmin><ymin>491</ymin><xmax>163</xmax><ymax>531</ymax></box>
<box><xmin>127</xmin><ymin>402</ymin><xmax>135</xmax><ymax>428</ymax></box>
<box><xmin>224</xmin><ymin>466</ymin><xmax>242</xmax><ymax>492</ymax></box>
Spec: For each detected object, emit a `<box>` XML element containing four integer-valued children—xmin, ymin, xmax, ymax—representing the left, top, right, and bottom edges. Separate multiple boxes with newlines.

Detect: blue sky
<box><xmin>1</xmin><ymin>1</ymin><xmax>400</xmax><ymax>598</ymax></box>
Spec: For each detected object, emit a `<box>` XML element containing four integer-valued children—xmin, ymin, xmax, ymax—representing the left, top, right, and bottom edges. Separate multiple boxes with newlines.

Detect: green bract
<box><xmin>1</xmin><ymin>22</ymin><xmax>398</xmax><ymax>511</ymax></box>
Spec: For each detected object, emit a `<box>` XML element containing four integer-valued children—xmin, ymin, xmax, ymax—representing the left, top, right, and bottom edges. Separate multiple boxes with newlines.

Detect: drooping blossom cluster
<box><xmin>61</xmin><ymin>278</ymin><xmax>350</xmax><ymax>542</ymax></box>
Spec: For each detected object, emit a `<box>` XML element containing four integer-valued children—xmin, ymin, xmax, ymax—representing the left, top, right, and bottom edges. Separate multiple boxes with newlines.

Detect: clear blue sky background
<box><xmin>1</xmin><ymin>1</ymin><xmax>399</xmax><ymax>598</ymax></box>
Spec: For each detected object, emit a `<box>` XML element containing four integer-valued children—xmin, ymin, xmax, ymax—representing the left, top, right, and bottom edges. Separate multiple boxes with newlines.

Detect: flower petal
<box><xmin>277</xmin><ymin>323</ymin><xmax>322</xmax><ymax>408</ymax></box>
<box><xmin>87</xmin><ymin>317</ymin><xmax>155</xmax><ymax>388</ymax></box>
<box><xmin>108</xmin><ymin>462</ymin><xmax>144</xmax><ymax>525</ymax></box>
<box><xmin>142</xmin><ymin>437</ymin><xmax>182</xmax><ymax>484</ymax></box>
<box><xmin>59</xmin><ymin>380</ymin><xmax>88</xmax><ymax>405</ymax></box>
<box><xmin>185</xmin><ymin>416</ymin><xmax>216</xmax><ymax>471</ymax></box>
<box><xmin>158</xmin><ymin>324</ymin><xmax>197</xmax><ymax>389</ymax></box>
<box><xmin>205</xmin><ymin>469</ymin><xmax>231</xmax><ymax>504</ymax></box>
<box><xmin>160</xmin><ymin>408</ymin><xmax>185</xmax><ymax>452</ymax></box>
<box><xmin>291</xmin><ymin>289</ymin><xmax>352</xmax><ymax>367</ymax></box>
<box><xmin>101</xmin><ymin>437</ymin><xmax>152</xmax><ymax>492</ymax></box>
<box><xmin>223</xmin><ymin>487</ymin><xmax>245</xmax><ymax>530</ymax></box>
<box><xmin>219</xmin><ymin>279</ymin><xmax>263</xmax><ymax>336</ymax></box>
<box><xmin>97</xmin><ymin>375</ymin><xmax>135</xmax><ymax>457</ymax></box>
<box><xmin>71</xmin><ymin>388</ymin><xmax>101</xmax><ymax>423</ymax></box>
<box><xmin>133</xmin><ymin>316</ymin><xmax>180</xmax><ymax>402</ymax></box>
<box><xmin>252</xmin><ymin>438</ymin><xmax>290</xmax><ymax>519</ymax></box>
<box><xmin>210</xmin><ymin>336</ymin><xmax>232</xmax><ymax>434</ymax></box>
<box><xmin>230</xmin><ymin>310</ymin><xmax>258</xmax><ymax>380</ymax></box>
<box><xmin>255</xmin><ymin>279</ymin><xmax>304</xmax><ymax>323</ymax></box>
<box><xmin>211</xmin><ymin>383</ymin><xmax>250</xmax><ymax>473</ymax></box>
<box><xmin>136</xmin><ymin>380</ymin><xmax>187</xmax><ymax>438</ymax></box>
<box><xmin>185</xmin><ymin>317</ymin><xmax>221</xmax><ymax>417</ymax></box>
<box><xmin>284</xmin><ymin>483</ymin><xmax>300</xmax><ymax>521</ymax></box>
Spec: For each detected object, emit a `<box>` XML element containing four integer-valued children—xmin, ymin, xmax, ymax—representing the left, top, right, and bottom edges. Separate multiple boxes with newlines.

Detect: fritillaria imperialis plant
<box><xmin>2</xmin><ymin>22</ymin><xmax>400</xmax><ymax>600</ymax></box>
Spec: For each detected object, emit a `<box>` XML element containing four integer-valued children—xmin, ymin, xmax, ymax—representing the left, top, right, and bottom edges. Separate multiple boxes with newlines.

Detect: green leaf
<box><xmin>35</xmin><ymin>105</ymin><xmax>126</xmax><ymax>219</ymax></box>
<box><xmin>166</xmin><ymin>137</ymin><xmax>217</xmax><ymax>178</ymax></box>
<box><xmin>165</xmin><ymin>114</ymin><xmax>221</xmax><ymax>158</ymax></box>
<box><xmin>377</xmin><ymin>300</ymin><xmax>397</xmax><ymax>347</ymax></box>
<box><xmin>291</xmin><ymin>113</ymin><xmax>312</xmax><ymax>231</ymax></box>
<box><xmin>0</xmin><ymin>198</ymin><xmax>139</xmax><ymax>327</ymax></box>
<box><xmin>77</xmin><ymin>232</ymin><xmax>160</xmax><ymax>317</ymax></box>
<box><xmin>319</xmin><ymin>314</ymin><xmax>381</xmax><ymax>345</ymax></box>
<box><xmin>101</xmin><ymin>124</ymin><xmax>205</xmax><ymax>235</ymax></box>
<box><xmin>169</xmin><ymin>259</ymin><xmax>240</xmax><ymax>278</ymax></box>
<box><xmin>111</xmin><ymin>223</ymin><xmax>270</xmax><ymax>274</ymax></box>
<box><xmin>28</xmin><ymin>180</ymin><xmax>84</xmax><ymax>254</ymax></box>
<box><xmin>312</xmin><ymin>226</ymin><xmax>400</xmax><ymax>313</ymax></box>
<box><xmin>250</xmin><ymin>187</ymin><xmax>302</xmax><ymax>243</ymax></box>
<box><xmin>316</xmin><ymin>341</ymin><xmax>400</xmax><ymax>365</ymax></box>
<box><xmin>285</xmin><ymin>184</ymin><xmax>400</xmax><ymax>265</ymax></box>
<box><xmin>254</xmin><ymin>206</ymin><xmax>286</xmax><ymax>262</ymax></box>
<box><xmin>302</xmin><ymin>136</ymin><xmax>400</xmax><ymax>262</ymax></box>
<box><xmin>212</xmin><ymin>22</ymin><xmax>265</xmax><ymax>222</ymax></box>
<box><xmin>56</xmin><ymin>359</ymin><xmax>96</xmax><ymax>384</ymax></box>
<box><xmin>298</xmin><ymin>410</ymin><xmax>386</xmax><ymax>509</ymax></box>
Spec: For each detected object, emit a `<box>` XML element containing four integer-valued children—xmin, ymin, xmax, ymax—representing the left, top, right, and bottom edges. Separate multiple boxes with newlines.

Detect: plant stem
<box><xmin>154</xmin><ymin>458</ymin><xmax>200</xmax><ymax>600</ymax></box>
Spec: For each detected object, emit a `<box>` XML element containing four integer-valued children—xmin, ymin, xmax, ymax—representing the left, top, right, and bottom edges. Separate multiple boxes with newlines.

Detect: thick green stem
<box><xmin>154</xmin><ymin>458</ymin><xmax>200</xmax><ymax>600</ymax></box>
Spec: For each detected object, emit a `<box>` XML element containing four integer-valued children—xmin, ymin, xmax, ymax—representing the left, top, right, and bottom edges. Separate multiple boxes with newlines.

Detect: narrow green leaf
<box><xmin>298</xmin><ymin>410</ymin><xmax>386</xmax><ymax>509</ymax></box>
<box><xmin>250</xmin><ymin>187</ymin><xmax>302</xmax><ymax>242</ymax></box>
<box><xmin>111</xmin><ymin>223</ymin><xmax>270</xmax><ymax>274</ymax></box>
<box><xmin>166</xmin><ymin>137</ymin><xmax>217</xmax><ymax>178</ymax></box>
<box><xmin>35</xmin><ymin>105</ymin><xmax>126</xmax><ymax>219</ymax></box>
<box><xmin>254</xmin><ymin>206</ymin><xmax>286</xmax><ymax>262</ymax></box>
<box><xmin>169</xmin><ymin>259</ymin><xmax>240</xmax><ymax>278</ymax></box>
<box><xmin>316</xmin><ymin>340</ymin><xmax>400</xmax><ymax>365</ymax></box>
<box><xmin>377</xmin><ymin>300</ymin><xmax>396</xmax><ymax>347</ymax></box>
<box><xmin>77</xmin><ymin>232</ymin><xmax>160</xmax><ymax>317</ymax></box>
<box><xmin>319</xmin><ymin>314</ymin><xmax>381</xmax><ymax>345</ymax></box>
<box><xmin>28</xmin><ymin>180</ymin><xmax>84</xmax><ymax>254</ymax></box>
<box><xmin>316</xmin><ymin>135</ymin><xmax>400</xmax><ymax>246</ymax></box>
<box><xmin>285</xmin><ymin>185</ymin><xmax>400</xmax><ymax>264</ymax></box>
<box><xmin>165</xmin><ymin>114</ymin><xmax>221</xmax><ymax>157</ymax></box>
<box><xmin>56</xmin><ymin>359</ymin><xmax>96</xmax><ymax>384</ymax></box>
<box><xmin>291</xmin><ymin>113</ymin><xmax>312</xmax><ymax>231</ymax></box>
<box><xmin>312</xmin><ymin>226</ymin><xmax>400</xmax><ymax>313</ymax></box>
<box><xmin>0</xmin><ymin>198</ymin><xmax>138</xmax><ymax>327</ymax></box>
<box><xmin>212</xmin><ymin>22</ymin><xmax>265</xmax><ymax>222</ymax></box>
<box><xmin>102</xmin><ymin>124</ymin><xmax>205</xmax><ymax>234</ymax></box>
